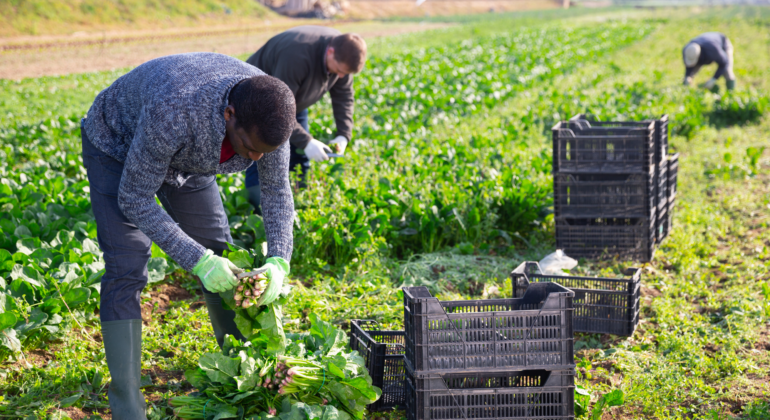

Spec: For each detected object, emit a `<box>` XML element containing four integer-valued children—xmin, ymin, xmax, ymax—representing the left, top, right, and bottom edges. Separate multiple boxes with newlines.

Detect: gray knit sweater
<box><xmin>83</xmin><ymin>52</ymin><xmax>294</xmax><ymax>271</ymax></box>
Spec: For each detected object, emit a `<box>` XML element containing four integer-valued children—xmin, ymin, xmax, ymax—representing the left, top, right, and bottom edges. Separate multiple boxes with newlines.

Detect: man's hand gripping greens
<box><xmin>192</xmin><ymin>250</ymin><xmax>289</xmax><ymax>305</ymax></box>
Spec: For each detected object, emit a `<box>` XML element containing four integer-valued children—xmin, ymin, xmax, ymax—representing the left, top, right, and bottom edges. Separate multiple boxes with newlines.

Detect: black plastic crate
<box><xmin>656</xmin><ymin>204</ymin><xmax>666</xmax><ymax>244</ymax></box>
<box><xmin>553</xmin><ymin>168</ymin><xmax>655</xmax><ymax>219</ymax></box>
<box><xmin>350</xmin><ymin>320</ymin><xmax>407</xmax><ymax>412</ymax></box>
<box><xmin>403</xmin><ymin>283</ymin><xmax>575</xmax><ymax>374</ymax></box>
<box><xmin>657</xmin><ymin>206</ymin><xmax>669</xmax><ymax>243</ymax></box>
<box><xmin>667</xmin><ymin>153</ymin><xmax>679</xmax><ymax>202</ymax></box>
<box><xmin>406</xmin><ymin>366</ymin><xmax>575</xmax><ymax>420</ymax></box>
<box><xmin>569</xmin><ymin>113</ymin><xmax>668</xmax><ymax>163</ymax></box>
<box><xmin>511</xmin><ymin>262</ymin><xmax>641</xmax><ymax>337</ymax></box>
<box><xmin>552</xmin><ymin>121</ymin><xmax>655</xmax><ymax>174</ymax></box>
<box><xmin>555</xmin><ymin>216</ymin><xmax>656</xmax><ymax>262</ymax></box>
<box><xmin>655</xmin><ymin>158</ymin><xmax>668</xmax><ymax>213</ymax></box>
<box><xmin>661</xmin><ymin>198</ymin><xmax>675</xmax><ymax>242</ymax></box>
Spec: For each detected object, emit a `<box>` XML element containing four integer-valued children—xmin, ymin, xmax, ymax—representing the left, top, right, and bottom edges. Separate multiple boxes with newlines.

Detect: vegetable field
<box><xmin>1</xmin><ymin>6</ymin><xmax>770</xmax><ymax>420</ymax></box>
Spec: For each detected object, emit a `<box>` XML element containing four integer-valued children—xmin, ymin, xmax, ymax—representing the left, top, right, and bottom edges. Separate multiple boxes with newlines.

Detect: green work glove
<box><xmin>726</xmin><ymin>79</ymin><xmax>736</xmax><ymax>91</ymax></box>
<box><xmin>192</xmin><ymin>250</ymin><xmax>243</xmax><ymax>293</ymax></box>
<box><xmin>256</xmin><ymin>256</ymin><xmax>290</xmax><ymax>306</ymax></box>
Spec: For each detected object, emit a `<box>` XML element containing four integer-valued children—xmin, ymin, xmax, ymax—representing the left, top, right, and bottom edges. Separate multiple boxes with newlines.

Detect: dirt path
<box><xmin>345</xmin><ymin>0</ymin><xmax>559</xmax><ymax>19</ymax></box>
<box><xmin>0</xmin><ymin>21</ymin><xmax>450</xmax><ymax>80</ymax></box>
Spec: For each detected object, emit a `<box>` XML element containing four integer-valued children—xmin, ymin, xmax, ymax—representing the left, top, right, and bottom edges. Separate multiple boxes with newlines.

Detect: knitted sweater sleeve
<box><xmin>117</xmin><ymin>101</ymin><xmax>207</xmax><ymax>271</ymax></box>
<box><xmin>256</xmin><ymin>140</ymin><xmax>294</xmax><ymax>261</ymax></box>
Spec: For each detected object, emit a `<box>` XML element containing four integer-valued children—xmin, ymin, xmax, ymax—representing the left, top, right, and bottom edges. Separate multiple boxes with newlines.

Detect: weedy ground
<box><xmin>0</xmin><ymin>6</ymin><xmax>769</xmax><ymax>420</ymax></box>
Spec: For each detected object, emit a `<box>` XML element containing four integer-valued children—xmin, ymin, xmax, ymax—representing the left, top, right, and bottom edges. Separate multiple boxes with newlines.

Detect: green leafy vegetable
<box><xmin>171</xmin><ymin>251</ymin><xmax>380</xmax><ymax>420</ymax></box>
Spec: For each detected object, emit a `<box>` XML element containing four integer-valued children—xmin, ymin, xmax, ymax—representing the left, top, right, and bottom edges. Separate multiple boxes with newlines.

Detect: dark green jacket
<box><xmin>247</xmin><ymin>25</ymin><xmax>354</xmax><ymax>148</ymax></box>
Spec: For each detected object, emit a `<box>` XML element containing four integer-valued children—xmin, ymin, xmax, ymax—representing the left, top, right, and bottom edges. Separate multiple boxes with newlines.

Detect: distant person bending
<box><xmin>243</xmin><ymin>26</ymin><xmax>367</xmax><ymax>212</ymax></box>
<box><xmin>81</xmin><ymin>52</ymin><xmax>296</xmax><ymax>419</ymax></box>
<box><xmin>683</xmin><ymin>32</ymin><xmax>735</xmax><ymax>91</ymax></box>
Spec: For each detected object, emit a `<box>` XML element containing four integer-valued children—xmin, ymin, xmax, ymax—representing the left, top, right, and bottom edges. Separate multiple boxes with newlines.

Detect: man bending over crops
<box><xmin>81</xmin><ymin>52</ymin><xmax>295</xmax><ymax>419</ymax></box>
<box><xmin>683</xmin><ymin>32</ymin><xmax>735</xmax><ymax>91</ymax></box>
<box><xmin>243</xmin><ymin>26</ymin><xmax>367</xmax><ymax>212</ymax></box>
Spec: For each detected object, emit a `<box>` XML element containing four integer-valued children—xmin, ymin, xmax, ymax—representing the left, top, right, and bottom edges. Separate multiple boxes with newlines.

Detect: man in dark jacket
<box><xmin>243</xmin><ymin>25</ymin><xmax>367</xmax><ymax>210</ymax></box>
<box><xmin>81</xmin><ymin>52</ymin><xmax>296</xmax><ymax>419</ymax></box>
<box><xmin>683</xmin><ymin>32</ymin><xmax>735</xmax><ymax>91</ymax></box>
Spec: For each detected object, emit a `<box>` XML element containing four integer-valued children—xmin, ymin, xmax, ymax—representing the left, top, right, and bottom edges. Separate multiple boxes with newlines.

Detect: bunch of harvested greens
<box><xmin>170</xmin><ymin>249</ymin><xmax>381</xmax><ymax>420</ymax></box>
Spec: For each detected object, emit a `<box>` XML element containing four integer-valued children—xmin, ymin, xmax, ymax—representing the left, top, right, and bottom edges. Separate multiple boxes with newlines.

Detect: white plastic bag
<box><xmin>538</xmin><ymin>250</ymin><xmax>577</xmax><ymax>275</ymax></box>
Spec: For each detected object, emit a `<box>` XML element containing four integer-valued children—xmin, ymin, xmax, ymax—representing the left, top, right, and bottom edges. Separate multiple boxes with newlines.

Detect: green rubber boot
<box><xmin>101</xmin><ymin>319</ymin><xmax>147</xmax><ymax>420</ymax></box>
<box><xmin>204</xmin><ymin>293</ymin><xmax>246</xmax><ymax>348</ymax></box>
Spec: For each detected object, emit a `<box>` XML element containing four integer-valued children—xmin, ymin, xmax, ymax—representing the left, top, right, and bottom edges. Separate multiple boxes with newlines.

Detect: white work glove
<box><xmin>700</xmin><ymin>78</ymin><xmax>717</xmax><ymax>90</ymax></box>
<box><xmin>683</xmin><ymin>76</ymin><xmax>693</xmax><ymax>86</ymax></box>
<box><xmin>329</xmin><ymin>135</ymin><xmax>348</xmax><ymax>155</ymax></box>
<box><xmin>304</xmin><ymin>138</ymin><xmax>331</xmax><ymax>162</ymax></box>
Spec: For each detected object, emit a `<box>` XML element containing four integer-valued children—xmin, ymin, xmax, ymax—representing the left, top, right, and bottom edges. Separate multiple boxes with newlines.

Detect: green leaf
<box><xmin>233</xmin><ymin>311</ymin><xmax>254</xmax><ymax>339</ymax></box>
<box><xmin>10</xmin><ymin>264</ymin><xmax>42</xmax><ymax>287</ymax></box>
<box><xmin>81</xmin><ymin>238</ymin><xmax>100</xmax><ymax>254</ymax></box>
<box><xmin>227</xmin><ymin>249</ymin><xmax>254</xmax><ymax>269</ymax></box>
<box><xmin>15</xmin><ymin>311</ymin><xmax>48</xmax><ymax>335</ymax></box>
<box><xmin>184</xmin><ymin>368</ymin><xmax>210</xmax><ymax>390</ymax></box>
<box><xmin>341</xmin><ymin>377</ymin><xmax>379</xmax><ymax>401</ymax></box>
<box><xmin>63</xmin><ymin>287</ymin><xmax>91</xmax><ymax>308</ymax></box>
<box><xmin>602</xmin><ymin>389</ymin><xmax>624</xmax><ymax>406</ymax></box>
<box><xmin>320</xmin><ymin>405</ymin><xmax>342</xmax><ymax>420</ymax></box>
<box><xmin>235</xmin><ymin>357</ymin><xmax>259</xmax><ymax>392</ymax></box>
<box><xmin>42</xmin><ymin>298</ymin><xmax>64</xmax><ymax>315</ymax></box>
<box><xmin>13</xmin><ymin>225</ymin><xmax>32</xmax><ymax>239</ymax></box>
<box><xmin>255</xmin><ymin>303</ymin><xmax>286</xmax><ymax>354</ymax></box>
<box><xmin>574</xmin><ymin>385</ymin><xmax>592</xmax><ymax>417</ymax></box>
<box><xmin>590</xmin><ymin>389</ymin><xmax>625</xmax><ymax>420</ymax></box>
<box><xmin>327</xmin><ymin>361</ymin><xmax>345</xmax><ymax>379</ymax></box>
<box><xmin>15</xmin><ymin>237</ymin><xmax>41</xmax><ymax>255</ymax></box>
<box><xmin>59</xmin><ymin>392</ymin><xmax>83</xmax><ymax>407</ymax></box>
<box><xmin>199</xmin><ymin>352</ymin><xmax>241</xmax><ymax>384</ymax></box>
<box><xmin>327</xmin><ymin>382</ymin><xmax>366</xmax><ymax>419</ymax></box>
<box><xmin>147</xmin><ymin>257</ymin><xmax>168</xmax><ymax>284</ymax></box>
<box><xmin>92</xmin><ymin>370</ymin><xmax>104</xmax><ymax>390</ymax></box>
<box><xmin>0</xmin><ymin>328</ymin><xmax>21</xmax><ymax>352</ymax></box>
<box><xmin>0</xmin><ymin>312</ymin><xmax>17</xmax><ymax>331</ymax></box>
<box><xmin>229</xmin><ymin>390</ymin><xmax>257</xmax><ymax>404</ymax></box>
<box><xmin>212</xmin><ymin>405</ymin><xmax>239</xmax><ymax>420</ymax></box>
<box><xmin>309</xmin><ymin>313</ymin><xmax>347</xmax><ymax>357</ymax></box>
<box><xmin>85</xmin><ymin>268</ymin><xmax>105</xmax><ymax>286</ymax></box>
<box><xmin>277</xmin><ymin>403</ymin><xmax>308</xmax><ymax>420</ymax></box>
<box><xmin>47</xmin><ymin>313</ymin><xmax>64</xmax><ymax>325</ymax></box>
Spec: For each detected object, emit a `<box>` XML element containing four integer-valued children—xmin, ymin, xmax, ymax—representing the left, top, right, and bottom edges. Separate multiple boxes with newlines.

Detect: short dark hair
<box><xmin>228</xmin><ymin>75</ymin><xmax>296</xmax><ymax>147</ymax></box>
<box><xmin>330</xmin><ymin>33</ymin><xmax>367</xmax><ymax>73</ymax></box>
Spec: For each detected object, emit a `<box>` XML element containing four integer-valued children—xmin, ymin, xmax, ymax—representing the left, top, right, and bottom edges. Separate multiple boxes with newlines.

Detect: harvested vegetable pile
<box><xmin>170</xmin><ymin>249</ymin><xmax>381</xmax><ymax>420</ymax></box>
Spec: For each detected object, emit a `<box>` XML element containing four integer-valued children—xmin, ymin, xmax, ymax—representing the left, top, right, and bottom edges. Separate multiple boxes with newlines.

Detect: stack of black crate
<box><xmin>349</xmin><ymin>320</ymin><xmax>408</xmax><ymax>413</ymax></box>
<box><xmin>658</xmin><ymin>152</ymin><xmax>679</xmax><ymax>242</ymax></box>
<box><xmin>402</xmin><ymin>283</ymin><xmax>577</xmax><ymax>420</ymax></box>
<box><xmin>551</xmin><ymin>114</ymin><xmax>671</xmax><ymax>262</ymax></box>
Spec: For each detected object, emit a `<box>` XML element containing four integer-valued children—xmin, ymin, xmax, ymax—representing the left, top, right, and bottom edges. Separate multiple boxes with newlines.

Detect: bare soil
<box><xmin>344</xmin><ymin>0</ymin><xmax>561</xmax><ymax>19</ymax></box>
<box><xmin>141</xmin><ymin>282</ymin><xmax>197</xmax><ymax>323</ymax></box>
<box><xmin>0</xmin><ymin>20</ymin><xmax>450</xmax><ymax>79</ymax></box>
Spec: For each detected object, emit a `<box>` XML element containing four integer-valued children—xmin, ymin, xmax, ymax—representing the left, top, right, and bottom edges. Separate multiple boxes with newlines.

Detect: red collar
<box><xmin>220</xmin><ymin>133</ymin><xmax>236</xmax><ymax>163</ymax></box>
